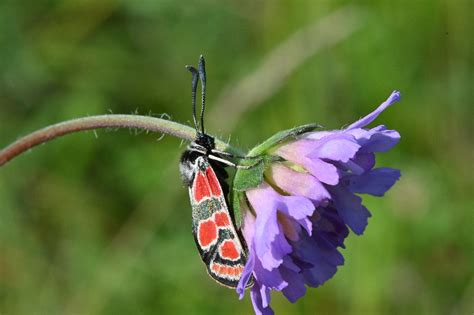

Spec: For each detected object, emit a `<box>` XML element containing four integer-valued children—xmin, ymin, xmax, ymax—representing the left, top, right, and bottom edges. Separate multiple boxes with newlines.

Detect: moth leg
<box><xmin>211</xmin><ymin>149</ymin><xmax>261</xmax><ymax>160</ymax></box>
<box><xmin>208</xmin><ymin>154</ymin><xmax>237</xmax><ymax>167</ymax></box>
<box><xmin>189</xmin><ymin>143</ymin><xmax>207</xmax><ymax>151</ymax></box>
<box><xmin>188</xmin><ymin>148</ymin><xmax>207</xmax><ymax>155</ymax></box>
<box><xmin>208</xmin><ymin>154</ymin><xmax>260</xmax><ymax>169</ymax></box>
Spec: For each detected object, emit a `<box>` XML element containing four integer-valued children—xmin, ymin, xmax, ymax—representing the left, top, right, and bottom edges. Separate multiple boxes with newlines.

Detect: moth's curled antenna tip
<box><xmin>185</xmin><ymin>65</ymin><xmax>197</xmax><ymax>72</ymax></box>
<box><xmin>199</xmin><ymin>56</ymin><xmax>205</xmax><ymax>67</ymax></box>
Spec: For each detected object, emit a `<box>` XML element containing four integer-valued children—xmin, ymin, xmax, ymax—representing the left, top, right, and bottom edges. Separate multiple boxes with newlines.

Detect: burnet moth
<box><xmin>179</xmin><ymin>56</ymin><xmax>253</xmax><ymax>288</ymax></box>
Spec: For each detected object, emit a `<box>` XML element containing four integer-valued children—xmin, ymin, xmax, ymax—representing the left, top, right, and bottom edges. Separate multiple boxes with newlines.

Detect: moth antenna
<box><xmin>186</xmin><ymin>65</ymin><xmax>200</xmax><ymax>134</ymax></box>
<box><xmin>198</xmin><ymin>55</ymin><xmax>206</xmax><ymax>135</ymax></box>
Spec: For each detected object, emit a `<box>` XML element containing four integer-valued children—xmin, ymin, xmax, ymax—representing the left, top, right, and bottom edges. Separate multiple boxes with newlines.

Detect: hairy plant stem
<box><xmin>0</xmin><ymin>114</ymin><xmax>243</xmax><ymax>166</ymax></box>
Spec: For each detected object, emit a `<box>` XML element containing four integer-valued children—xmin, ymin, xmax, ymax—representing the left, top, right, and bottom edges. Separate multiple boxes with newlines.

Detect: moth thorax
<box><xmin>195</xmin><ymin>133</ymin><xmax>215</xmax><ymax>151</ymax></box>
<box><xmin>195</xmin><ymin>156</ymin><xmax>208</xmax><ymax>170</ymax></box>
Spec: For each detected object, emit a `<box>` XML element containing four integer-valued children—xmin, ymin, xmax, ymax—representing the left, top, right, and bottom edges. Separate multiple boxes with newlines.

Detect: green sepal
<box><xmin>232</xmin><ymin>156</ymin><xmax>283</xmax><ymax>226</ymax></box>
<box><xmin>248</xmin><ymin>124</ymin><xmax>320</xmax><ymax>157</ymax></box>
<box><xmin>233</xmin><ymin>159</ymin><xmax>266</xmax><ymax>192</ymax></box>
<box><xmin>231</xmin><ymin>190</ymin><xmax>244</xmax><ymax>228</ymax></box>
<box><xmin>232</xmin><ymin>155</ymin><xmax>282</xmax><ymax>192</ymax></box>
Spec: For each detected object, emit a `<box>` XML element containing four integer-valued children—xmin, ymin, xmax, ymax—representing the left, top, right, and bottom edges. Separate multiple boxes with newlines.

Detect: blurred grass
<box><xmin>0</xmin><ymin>1</ymin><xmax>472</xmax><ymax>314</ymax></box>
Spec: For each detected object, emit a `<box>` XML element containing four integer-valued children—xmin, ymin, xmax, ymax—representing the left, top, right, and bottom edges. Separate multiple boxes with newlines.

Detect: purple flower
<box><xmin>236</xmin><ymin>91</ymin><xmax>402</xmax><ymax>314</ymax></box>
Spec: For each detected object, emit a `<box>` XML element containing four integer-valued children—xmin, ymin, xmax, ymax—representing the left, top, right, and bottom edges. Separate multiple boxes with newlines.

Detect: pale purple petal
<box><xmin>303</xmin><ymin>158</ymin><xmax>340</xmax><ymax>185</ymax></box>
<box><xmin>345</xmin><ymin>168</ymin><xmax>401</xmax><ymax>196</ymax></box>
<box><xmin>276</xmin><ymin>140</ymin><xmax>341</xmax><ymax>185</ymax></box>
<box><xmin>276</xmin><ymin>139</ymin><xmax>317</xmax><ymax>160</ymax></box>
<box><xmin>308</xmin><ymin>134</ymin><xmax>361</xmax><ymax>163</ymax></box>
<box><xmin>279</xmin><ymin>215</ymin><xmax>303</xmax><ymax>241</ymax></box>
<box><xmin>274</xmin><ymin>185</ymin><xmax>315</xmax><ymax>237</ymax></box>
<box><xmin>268</xmin><ymin>164</ymin><xmax>331</xmax><ymax>205</ymax></box>
<box><xmin>276</xmin><ymin>194</ymin><xmax>315</xmax><ymax>221</ymax></box>
<box><xmin>296</xmin><ymin>217</ymin><xmax>313</xmax><ymax>236</ymax></box>
<box><xmin>241</xmin><ymin>208</ymin><xmax>256</xmax><ymax>247</ymax></box>
<box><xmin>346</xmin><ymin>91</ymin><xmax>401</xmax><ymax>130</ymax></box>
<box><xmin>361</xmin><ymin>128</ymin><xmax>400</xmax><ymax>152</ymax></box>
<box><xmin>264</xmin><ymin>230</ymin><xmax>292</xmax><ymax>270</ymax></box>
<box><xmin>237</xmin><ymin>248</ymin><xmax>255</xmax><ymax>299</ymax></box>
<box><xmin>304</xmin><ymin>130</ymin><xmax>337</xmax><ymax>140</ymax></box>
<box><xmin>347</xmin><ymin>126</ymin><xmax>400</xmax><ymax>153</ymax></box>
<box><xmin>250</xmin><ymin>283</ymin><xmax>274</xmax><ymax>315</ymax></box>
<box><xmin>253</xmin><ymin>256</ymin><xmax>288</xmax><ymax>290</ymax></box>
<box><xmin>246</xmin><ymin>184</ymin><xmax>291</xmax><ymax>269</ymax></box>
<box><xmin>247</xmin><ymin>182</ymin><xmax>315</xmax><ymax>262</ymax></box>
<box><xmin>330</xmin><ymin>187</ymin><xmax>372</xmax><ymax>235</ymax></box>
<box><xmin>259</xmin><ymin>284</ymin><xmax>271</xmax><ymax>308</ymax></box>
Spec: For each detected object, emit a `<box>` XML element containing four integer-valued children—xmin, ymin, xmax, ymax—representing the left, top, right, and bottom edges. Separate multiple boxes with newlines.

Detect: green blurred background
<box><xmin>0</xmin><ymin>1</ymin><xmax>472</xmax><ymax>314</ymax></box>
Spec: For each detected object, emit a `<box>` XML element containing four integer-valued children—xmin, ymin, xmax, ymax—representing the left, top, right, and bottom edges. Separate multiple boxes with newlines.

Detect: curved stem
<box><xmin>0</xmin><ymin>114</ymin><xmax>242</xmax><ymax>166</ymax></box>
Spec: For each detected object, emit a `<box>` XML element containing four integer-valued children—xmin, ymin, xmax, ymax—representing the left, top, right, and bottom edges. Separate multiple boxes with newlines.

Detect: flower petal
<box><xmin>303</xmin><ymin>158</ymin><xmax>340</xmax><ymax>185</ymax></box>
<box><xmin>276</xmin><ymin>139</ymin><xmax>317</xmax><ymax>160</ymax></box>
<box><xmin>282</xmin><ymin>255</ymin><xmax>301</xmax><ymax>272</ymax></box>
<box><xmin>330</xmin><ymin>187</ymin><xmax>372</xmax><ymax>235</ymax></box>
<box><xmin>280</xmin><ymin>265</ymin><xmax>307</xmax><ymax>303</ymax></box>
<box><xmin>304</xmin><ymin>130</ymin><xmax>337</xmax><ymax>140</ymax></box>
<box><xmin>253</xmin><ymin>255</ymin><xmax>288</xmax><ymax>290</ymax></box>
<box><xmin>276</xmin><ymin>194</ymin><xmax>315</xmax><ymax>222</ymax></box>
<box><xmin>275</xmin><ymin>140</ymin><xmax>341</xmax><ymax>185</ymax></box>
<box><xmin>292</xmin><ymin>230</ymin><xmax>344</xmax><ymax>268</ymax></box>
<box><xmin>241</xmin><ymin>206</ymin><xmax>256</xmax><ymax>247</ymax></box>
<box><xmin>296</xmin><ymin>217</ymin><xmax>313</xmax><ymax>236</ymax></box>
<box><xmin>303</xmin><ymin>261</ymin><xmax>338</xmax><ymax>287</ymax></box>
<box><xmin>345</xmin><ymin>167</ymin><xmax>401</xmax><ymax>196</ymax></box>
<box><xmin>246</xmin><ymin>184</ymin><xmax>292</xmax><ymax>269</ymax></box>
<box><xmin>347</xmin><ymin>126</ymin><xmax>400</xmax><ymax>153</ymax></box>
<box><xmin>278</xmin><ymin>214</ymin><xmax>302</xmax><ymax>241</ymax></box>
<box><xmin>251</xmin><ymin>283</ymin><xmax>274</xmax><ymax>315</ymax></box>
<box><xmin>293</xmin><ymin>232</ymin><xmax>342</xmax><ymax>287</ymax></box>
<box><xmin>247</xmin><ymin>183</ymin><xmax>315</xmax><ymax>269</ymax></box>
<box><xmin>268</xmin><ymin>164</ymin><xmax>331</xmax><ymax>205</ymax></box>
<box><xmin>308</xmin><ymin>134</ymin><xmax>361</xmax><ymax>163</ymax></box>
<box><xmin>314</xmin><ymin>207</ymin><xmax>349</xmax><ymax>249</ymax></box>
<box><xmin>363</xmin><ymin>128</ymin><xmax>400</xmax><ymax>153</ymax></box>
<box><xmin>237</xmin><ymin>247</ymin><xmax>255</xmax><ymax>299</ymax></box>
<box><xmin>346</xmin><ymin>91</ymin><xmax>401</xmax><ymax>130</ymax></box>
<box><xmin>350</xmin><ymin>152</ymin><xmax>376</xmax><ymax>173</ymax></box>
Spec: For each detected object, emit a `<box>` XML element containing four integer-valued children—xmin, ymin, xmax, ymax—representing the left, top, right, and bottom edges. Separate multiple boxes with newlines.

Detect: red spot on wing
<box><xmin>194</xmin><ymin>172</ymin><xmax>211</xmax><ymax>202</ymax></box>
<box><xmin>219</xmin><ymin>240</ymin><xmax>240</xmax><ymax>260</ymax></box>
<box><xmin>210</xmin><ymin>262</ymin><xmax>245</xmax><ymax>280</ymax></box>
<box><xmin>206</xmin><ymin>167</ymin><xmax>222</xmax><ymax>197</ymax></box>
<box><xmin>214</xmin><ymin>211</ymin><xmax>231</xmax><ymax>227</ymax></box>
<box><xmin>224</xmin><ymin>266</ymin><xmax>232</xmax><ymax>276</ymax></box>
<box><xmin>219</xmin><ymin>265</ymin><xmax>226</xmax><ymax>275</ymax></box>
<box><xmin>198</xmin><ymin>220</ymin><xmax>217</xmax><ymax>247</ymax></box>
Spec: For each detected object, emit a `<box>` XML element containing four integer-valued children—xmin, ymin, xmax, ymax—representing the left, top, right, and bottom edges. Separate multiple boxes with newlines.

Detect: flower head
<box><xmin>235</xmin><ymin>91</ymin><xmax>401</xmax><ymax>314</ymax></box>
